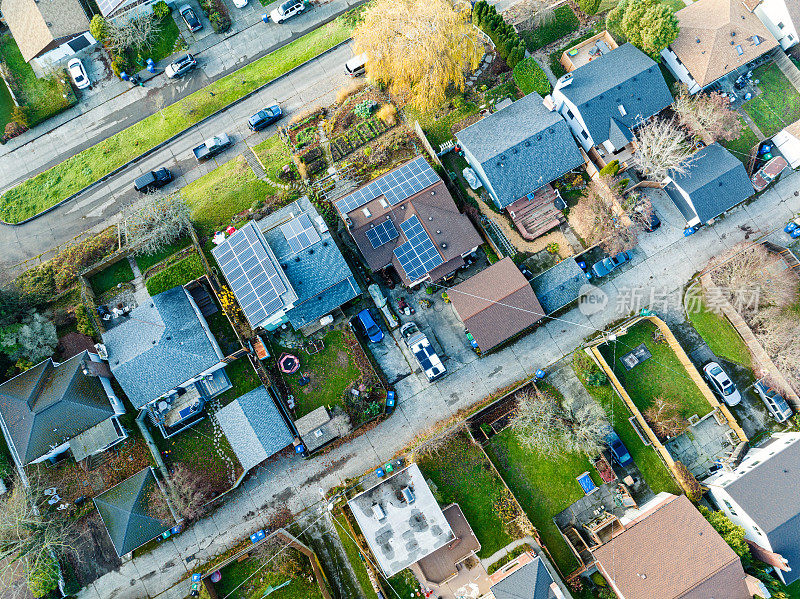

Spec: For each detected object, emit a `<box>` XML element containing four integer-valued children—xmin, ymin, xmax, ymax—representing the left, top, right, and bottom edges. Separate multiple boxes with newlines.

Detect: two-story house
<box><xmin>747</xmin><ymin>0</ymin><xmax>800</xmax><ymax>49</ymax></box>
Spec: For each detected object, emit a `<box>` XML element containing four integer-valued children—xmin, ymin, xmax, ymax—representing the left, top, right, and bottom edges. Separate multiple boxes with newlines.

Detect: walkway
<box><xmin>775</xmin><ymin>51</ymin><xmax>800</xmax><ymax>95</ymax></box>
<box><xmin>127</xmin><ymin>256</ymin><xmax>149</xmax><ymax>304</ymax></box>
<box><xmin>480</xmin><ymin>536</ymin><xmax>538</xmax><ymax>570</ymax></box>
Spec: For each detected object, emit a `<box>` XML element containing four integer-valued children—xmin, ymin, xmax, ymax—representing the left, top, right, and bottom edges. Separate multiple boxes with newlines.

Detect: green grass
<box><xmin>513</xmin><ymin>56</ymin><xmax>551</xmax><ymax>96</ymax></box>
<box><xmin>598</xmin><ymin>320</ymin><xmax>713</xmax><ymax>419</ymax></box>
<box><xmin>743</xmin><ymin>63</ymin><xmax>800</xmax><ymax>138</ymax></box>
<box><xmin>134</xmin><ymin>236</ymin><xmax>193</xmax><ymax>274</ymax></box>
<box><xmin>181</xmin><ymin>155</ymin><xmax>276</xmax><ymax>236</ymax></box>
<box><xmin>205</xmin><ymin>306</ymin><xmax>241</xmax><ymax>357</ymax></box>
<box><xmin>687</xmin><ymin>294</ymin><xmax>753</xmax><ymax>368</ymax></box>
<box><xmin>409</xmin><ymin>101</ymin><xmax>479</xmax><ymax>148</ymax></box>
<box><xmin>521</xmin><ymin>5</ymin><xmax>579</xmax><ymax>52</ymax></box>
<box><xmin>0</xmin><ymin>16</ymin><xmax>353</xmax><ymax>223</ymax></box>
<box><xmin>416</xmin><ymin>431</ymin><xmax>515</xmax><ymax>558</ymax></box>
<box><xmin>88</xmin><ymin>259</ymin><xmax>135</xmax><ymax>296</ymax></box>
<box><xmin>0</xmin><ymin>76</ymin><xmax>13</xmax><ymax>132</ymax></box>
<box><xmin>484</xmin><ymin>80</ymin><xmax>520</xmax><ymax>105</ymax></box>
<box><xmin>787</xmin><ymin>578</ymin><xmax>800</xmax><ymax>598</ymax></box>
<box><xmin>385</xmin><ymin>570</ymin><xmax>420</xmax><ymax>598</ymax></box>
<box><xmin>148</xmin><ymin>15</ymin><xmax>183</xmax><ymax>62</ymax></box>
<box><xmin>144</xmin><ymin>253</ymin><xmax>206</xmax><ymax>295</ymax></box>
<box><xmin>332</xmin><ymin>512</ymin><xmax>380</xmax><ymax>599</ymax></box>
<box><xmin>252</xmin><ymin>134</ymin><xmax>294</xmax><ymax>181</ymax></box>
<box><xmin>216</xmin><ymin>358</ymin><xmax>262</xmax><ymax>406</ymax></box>
<box><xmin>211</xmin><ymin>550</ymin><xmax>323</xmax><ymax>599</ymax></box>
<box><xmin>721</xmin><ymin>117</ymin><xmax>759</xmax><ymax>166</ymax></box>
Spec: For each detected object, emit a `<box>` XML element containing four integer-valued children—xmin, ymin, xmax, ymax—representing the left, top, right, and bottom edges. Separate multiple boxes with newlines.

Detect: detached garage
<box><xmin>773</xmin><ymin>120</ymin><xmax>800</xmax><ymax>169</ymax></box>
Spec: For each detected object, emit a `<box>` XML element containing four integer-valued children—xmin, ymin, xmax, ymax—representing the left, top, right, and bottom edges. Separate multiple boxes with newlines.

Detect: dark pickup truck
<box><xmin>192</xmin><ymin>133</ymin><xmax>231</xmax><ymax>161</ymax></box>
<box><xmin>134</xmin><ymin>168</ymin><xmax>172</xmax><ymax>192</ymax></box>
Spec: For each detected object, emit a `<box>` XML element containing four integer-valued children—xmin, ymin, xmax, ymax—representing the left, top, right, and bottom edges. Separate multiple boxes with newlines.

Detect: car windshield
<box><xmin>367</xmin><ymin>323</ymin><xmax>379</xmax><ymax>335</ymax></box>
<box><xmin>710</xmin><ymin>366</ymin><xmax>723</xmax><ymax>376</ymax></box>
<box><xmin>723</xmin><ymin>385</ymin><xmax>734</xmax><ymax>395</ymax></box>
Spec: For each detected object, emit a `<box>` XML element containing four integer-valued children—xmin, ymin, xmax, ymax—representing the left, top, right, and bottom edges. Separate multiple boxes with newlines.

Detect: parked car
<box><xmin>193</xmin><ymin>133</ymin><xmax>232</xmax><ymax>161</ymax></box>
<box><xmin>634</xmin><ymin>203</ymin><xmax>661</xmax><ymax>232</ymax></box>
<box><xmin>247</xmin><ymin>105</ymin><xmax>282</xmax><ymax>131</ymax></box>
<box><xmin>356</xmin><ymin>309</ymin><xmax>383</xmax><ymax>343</ymax></box>
<box><xmin>133</xmin><ymin>168</ymin><xmax>173</xmax><ymax>192</ymax></box>
<box><xmin>703</xmin><ymin>361</ymin><xmax>742</xmax><ymax>407</ymax></box>
<box><xmin>232</xmin><ymin>0</ymin><xmax>247</xmax><ymax>7</ymax></box>
<box><xmin>179</xmin><ymin>4</ymin><xmax>203</xmax><ymax>31</ymax></box>
<box><xmin>591</xmin><ymin>251</ymin><xmax>632</xmax><ymax>278</ymax></box>
<box><xmin>400</xmin><ymin>322</ymin><xmax>446</xmax><ymax>382</ymax></box>
<box><xmin>165</xmin><ymin>53</ymin><xmax>197</xmax><ymax>79</ymax></box>
<box><xmin>754</xmin><ymin>379</ymin><xmax>793</xmax><ymax>423</ymax></box>
<box><xmin>345</xmin><ymin>53</ymin><xmax>367</xmax><ymax>76</ymax></box>
<box><xmin>67</xmin><ymin>58</ymin><xmax>90</xmax><ymax>89</ymax></box>
<box><xmin>605</xmin><ymin>428</ymin><xmax>633</xmax><ymax>466</ymax></box>
<box><xmin>270</xmin><ymin>0</ymin><xmax>305</xmax><ymax>23</ymax></box>
<box><xmin>752</xmin><ymin>156</ymin><xmax>788</xmax><ymax>192</ymax></box>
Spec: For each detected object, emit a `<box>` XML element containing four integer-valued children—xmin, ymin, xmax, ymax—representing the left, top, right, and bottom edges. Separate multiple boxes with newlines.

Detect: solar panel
<box><xmin>280</xmin><ymin>214</ymin><xmax>321</xmax><ymax>254</ymax></box>
<box><xmin>212</xmin><ymin>222</ymin><xmax>288</xmax><ymax>327</ymax></box>
<box><xmin>365</xmin><ymin>219</ymin><xmax>399</xmax><ymax>249</ymax></box>
<box><xmin>97</xmin><ymin>0</ymin><xmax>125</xmax><ymax>16</ymax></box>
<box><xmin>334</xmin><ymin>157</ymin><xmax>440</xmax><ymax>214</ymax></box>
<box><xmin>393</xmin><ymin>216</ymin><xmax>443</xmax><ymax>282</ymax></box>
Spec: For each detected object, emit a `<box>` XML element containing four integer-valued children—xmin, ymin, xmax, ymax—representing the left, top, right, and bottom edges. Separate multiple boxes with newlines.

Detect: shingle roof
<box><xmin>295</xmin><ymin>405</ymin><xmax>338</xmax><ymax>452</ymax></box>
<box><xmin>94</xmin><ymin>467</ymin><xmax>174</xmax><ymax>556</ymax></box>
<box><xmin>530</xmin><ymin>258</ymin><xmax>589</xmax><ymax>314</ymax></box>
<box><xmin>667</xmin><ymin>143</ymin><xmax>754</xmax><ymax>223</ymax></box>
<box><xmin>456</xmin><ymin>93</ymin><xmax>584</xmax><ymax>208</ymax></box>
<box><xmin>0</xmin><ymin>352</ymin><xmax>114</xmax><ymax>464</ymax></box>
<box><xmin>490</xmin><ymin>555</ymin><xmax>557</xmax><ymax>599</ymax></box>
<box><xmin>557</xmin><ymin>44</ymin><xmax>673</xmax><ymax>146</ymax></box>
<box><xmin>0</xmin><ymin>0</ymin><xmax>90</xmax><ymax>61</ymax></box>
<box><xmin>215</xmin><ymin>386</ymin><xmax>293</xmax><ymax>472</ymax></box>
<box><xmin>449</xmin><ymin>258</ymin><xmax>544</xmax><ymax>351</ymax></box>
<box><xmin>102</xmin><ymin>287</ymin><xmax>222</xmax><ymax>409</ymax></box>
<box><xmin>669</xmin><ymin>0</ymin><xmax>778</xmax><ymax>88</ymax></box>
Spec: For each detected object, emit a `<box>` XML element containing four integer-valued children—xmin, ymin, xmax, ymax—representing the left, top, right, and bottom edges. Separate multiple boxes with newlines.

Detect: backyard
<box><xmin>88</xmin><ymin>258</ymin><xmax>135</xmax><ymax>296</ymax></box>
<box><xmin>408</xmin><ymin>100</ymin><xmax>479</xmax><ymax>148</ymax></box>
<box><xmin>686</xmin><ymin>292</ymin><xmax>753</xmax><ymax>368</ymax></box>
<box><xmin>721</xmin><ymin>116</ymin><xmax>759</xmax><ymax>166</ymax></box>
<box><xmin>742</xmin><ymin>62</ymin><xmax>800</xmax><ymax>138</ymax></box>
<box><xmin>144</xmin><ymin>252</ymin><xmax>206</xmax><ymax>295</ymax></box>
<box><xmin>134</xmin><ymin>235</ymin><xmax>193</xmax><ymax>275</ymax></box>
<box><xmin>331</xmin><ymin>509</ymin><xmax>380</xmax><ymax>599</ymax></box>
<box><xmin>216</xmin><ymin>357</ymin><xmax>262</xmax><ymax>406</ymax></box>
<box><xmin>252</xmin><ymin>134</ymin><xmax>296</xmax><ymax>182</ymax></box>
<box><xmin>520</xmin><ymin>5</ymin><xmax>579</xmax><ymax>52</ymax></box>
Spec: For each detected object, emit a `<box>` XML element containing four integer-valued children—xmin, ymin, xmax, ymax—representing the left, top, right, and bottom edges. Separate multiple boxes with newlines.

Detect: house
<box><xmin>455</xmin><ymin>92</ymin><xmax>584</xmax><ymax>216</ymax></box>
<box><xmin>489</xmin><ymin>551</ymin><xmax>566</xmax><ymax>599</ymax></box>
<box><xmin>334</xmin><ymin>157</ymin><xmax>482</xmax><ymax>287</ymax></box>
<box><xmin>0</xmin><ymin>351</ymin><xmax>126</xmax><ymax>471</ymax></box>
<box><xmin>661</xmin><ymin>0</ymin><xmax>779</xmax><ymax>94</ymax></box>
<box><xmin>416</xmin><ymin>504</ymin><xmax>481</xmax><ymax>585</ymax></box>
<box><xmin>705</xmin><ymin>432</ymin><xmax>800</xmax><ymax>585</ymax></box>
<box><xmin>94</xmin><ymin>466</ymin><xmax>177</xmax><ymax>557</ymax></box>
<box><xmin>213</xmin><ymin>197</ymin><xmax>360</xmax><ymax>332</ymax></box>
<box><xmin>552</xmin><ymin>43</ymin><xmax>674</xmax><ymax>168</ymax></box>
<box><xmin>591</xmin><ymin>493</ymin><xmax>750</xmax><ymax>599</ymax></box>
<box><xmin>295</xmin><ymin>405</ymin><xmax>349</xmax><ymax>454</ymax></box>
<box><xmin>348</xmin><ymin>463</ymin><xmax>455</xmax><ymax>577</ymax></box>
<box><xmin>746</xmin><ymin>0</ymin><xmax>800</xmax><ymax>49</ymax></box>
<box><xmin>530</xmin><ymin>258</ymin><xmax>589</xmax><ymax>315</ymax></box>
<box><xmin>448</xmin><ymin>257</ymin><xmax>545</xmax><ymax>352</ymax></box>
<box><xmin>101</xmin><ymin>286</ymin><xmax>232</xmax><ymax>438</ymax></box>
<box><xmin>215</xmin><ymin>386</ymin><xmax>294</xmax><ymax>472</ymax></box>
<box><xmin>662</xmin><ymin>142</ymin><xmax>754</xmax><ymax>227</ymax></box>
<box><xmin>0</xmin><ymin>0</ymin><xmax>90</xmax><ymax>63</ymax></box>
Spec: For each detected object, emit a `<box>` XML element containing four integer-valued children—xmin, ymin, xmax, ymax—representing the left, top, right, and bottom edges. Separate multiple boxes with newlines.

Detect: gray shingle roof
<box><xmin>0</xmin><ymin>352</ymin><xmax>115</xmax><ymax>464</ymax></box>
<box><xmin>531</xmin><ymin>258</ymin><xmax>589</xmax><ymax>314</ymax></box>
<box><xmin>667</xmin><ymin>143</ymin><xmax>754</xmax><ymax>223</ymax></box>
<box><xmin>558</xmin><ymin>43</ymin><xmax>673</xmax><ymax>145</ymax></box>
<box><xmin>102</xmin><ymin>287</ymin><xmax>222</xmax><ymax>409</ymax></box>
<box><xmin>490</xmin><ymin>556</ymin><xmax>556</xmax><ymax>599</ymax></box>
<box><xmin>456</xmin><ymin>92</ymin><xmax>584</xmax><ymax>209</ymax></box>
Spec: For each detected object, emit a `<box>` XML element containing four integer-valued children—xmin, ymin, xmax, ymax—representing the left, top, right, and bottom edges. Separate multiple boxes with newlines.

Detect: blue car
<box><xmin>247</xmin><ymin>105</ymin><xmax>282</xmax><ymax>131</ymax></box>
<box><xmin>357</xmin><ymin>309</ymin><xmax>384</xmax><ymax>343</ymax></box>
<box><xmin>591</xmin><ymin>250</ymin><xmax>632</xmax><ymax>278</ymax></box>
<box><xmin>606</xmin><ymin>428</ymin><xmax>633</xmax><ymax>466</ymax></box>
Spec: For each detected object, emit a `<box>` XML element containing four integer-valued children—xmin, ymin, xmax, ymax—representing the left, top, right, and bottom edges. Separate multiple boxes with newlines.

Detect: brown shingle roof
<box><xmin>669</xmin><ymin>0</ymin><xmax>777</xmax><ymax>88</ymax></box>
<box><xmin>592</xmin><ymin>495</ymin><xmax>750</xmax><ymax>599</ymax></box>
<box><xmin>1</xmin><ymin>0</ymin><xmax>90</xmax><ymax>62</ymax></box>
<box><xmin>448</xmin><ymin>257</ymin><xmax>544</xmax><ymax>351</ymax></box>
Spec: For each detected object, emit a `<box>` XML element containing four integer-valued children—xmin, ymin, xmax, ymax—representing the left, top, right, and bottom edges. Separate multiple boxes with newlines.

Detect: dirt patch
<box><xmin>68</xmin><ymin>511</ymin><xmax>123</xmax><ymax>587</ymax></box>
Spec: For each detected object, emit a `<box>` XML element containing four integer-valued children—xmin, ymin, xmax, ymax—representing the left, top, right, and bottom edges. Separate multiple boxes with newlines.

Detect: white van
<box><xmin>345</xmin><ymin>53</ymin><xmax>368</xmax><ymax>76</ymax></box>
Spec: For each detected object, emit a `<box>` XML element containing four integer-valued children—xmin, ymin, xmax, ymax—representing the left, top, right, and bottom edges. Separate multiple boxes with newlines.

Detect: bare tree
<box><xmin>568</xmin><ymin>179</ymin><xmax>639</xmax><ymax>254</ymax></box>
<box><xmin>564</xmin><ymin>402</ymin><xmax>608</xmax><ymax>456</ymax></box>
<box><xmin>643</xmin><ymin>396</ymin><xmax>688</xmax><ymax>439</ymax></box>
<box><xmin>630</xmin><ymin>117</ymin><xmax>697</xmax><ymax>181</ymax></box>
<box><xmin>673</xmin><ymin>87</ymin><xmax>743</xmax><ymax>144</ymax></box>
<box><xmin>124</xmin><ymin>193</ymin><xmax>191</xmax><ymax>257</ymax></box>
<box><xmin>504</xmin><ymin>0</ymin><xmax>555</xmax><ymax>30</ymax></box>
<box><xmin>162</xmin><ymin>464</ymin><xmax>212</xmax><ymax>523</ymax></box>
<box><xmin>105</xmin><ymin>13</ymin><xmax>161</xmax><ymax>53</ymax></box>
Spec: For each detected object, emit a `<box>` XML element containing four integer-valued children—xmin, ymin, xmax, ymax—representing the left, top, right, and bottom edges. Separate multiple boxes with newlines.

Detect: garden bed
<box><xmin>286</xmin><ymin>107</ymin><xmax>325</xmax><ymax>153</ymax></box>
<box><xmin>327</xmin><ymin>88</ymin><xmax>398</xmax><ymax>162</ymax></box>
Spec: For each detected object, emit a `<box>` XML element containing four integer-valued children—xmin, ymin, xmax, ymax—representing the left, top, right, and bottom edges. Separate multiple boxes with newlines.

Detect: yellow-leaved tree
<box><xmin>352</xmin><ymin>0</ymin><xmax>483</xmax><ymax>111</ymax></box>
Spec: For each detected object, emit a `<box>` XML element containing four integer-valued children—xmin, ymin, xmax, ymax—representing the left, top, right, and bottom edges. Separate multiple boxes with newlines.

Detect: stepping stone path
<box><xmin>207</xmin><ymin>399</ymin><xmax>237</xmax><ymax>485</ymax></box>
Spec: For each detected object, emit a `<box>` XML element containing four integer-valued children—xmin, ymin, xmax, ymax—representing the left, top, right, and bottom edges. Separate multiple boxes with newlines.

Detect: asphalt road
<box><xmin>0</xmin><ymin>42</ymin><xmax>353</xmax><ymax>276</ymax></box>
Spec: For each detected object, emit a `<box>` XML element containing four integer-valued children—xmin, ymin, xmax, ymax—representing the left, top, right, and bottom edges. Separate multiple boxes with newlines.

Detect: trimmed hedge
<box><xmin>473</xmin><ymin>1</ymin><xmax>526</xmax><ymax>69</ymax></box>
<box><xmin>521</xmin><ymin>5</ymin><xmax>580</xmax><ymax>51</ymax></box>
<box><xmin>145</xmin><ymin>253</ymin><xmax>206</xmax><ymax>296</ymax></box>
<box><xmin>579</xmin><ymin>0</ymin><xmax>602</xmax><ymax>14</ymax></box>
<box><xmin>513</xmin><ymin>57</ymin><xmax>551</xmax><ymax>96</ymax></box>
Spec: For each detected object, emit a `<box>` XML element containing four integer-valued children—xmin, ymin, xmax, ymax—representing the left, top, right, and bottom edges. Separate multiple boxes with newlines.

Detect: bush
<box><xmin>354</xmin><ymin>99</ymin><xmax>377</xmax><ymax>119</ymax></box>
<box><xmin>27</xmin><ymin>553</ymin><xmax>59</xmax><ymax>598</ymax></box>
<box><xmin>473</xmin><ymin>1</ymin><xmax>526</xmax><ymax>67</ymax></box>
<box><xmin>376</xmin><ymin>104</ymin><xmax>397</xmax><ymax>126</ymax></box>
<box><xmin>3</xmin><ymin>121</ymin><xmax>27</xmax><ymax>142</ymax></box>
<box><xmin>144</xmin><ymin>253</ymin><xmax>206</xmax><ymax>296</ymax></box>
<box><xmin>75</xmin><ymin>304</ymin><xmax>95</xmax><ymax>337</ymax></box>
<box><xmin>523</xmin><ymin>5</ymin><xmax>580</xmax><ymax>51</ymax></box>
<box><xmin>90</xmin><ymin>14</ymin><xmax>108</xmax><ymax>41</ymax></box>
<box><xmin>152</xmin><ymin>0</ymin><xmax>171</xmax><ymax>17</ymax></box>
<box><xmin>51</xmin><ymin>229</ymin><xmax>117</xmax><ymax>292</ymax></box>
<box><xmin>513</xmin><ymin>57</ymin><xmax>551</xmax><ymax>96</ymax></box>
<box><xmin>579</xmin><ymin>0</ymin><xmax>601</xmax><ymax>14</ymax></box>
<box><xmin>15</xmin><ymin>264</ymin><xmax>55</xmax><ymax>305</ymax></box>
<box><xmin>295</xmin><ymin>126</ymin><xmax>316</xmax><ymax>148</ymax></box>
<box><xmin>599</xmin><ymin>159</ymin><xmax>620</xmax><ymax>177</ymax></box>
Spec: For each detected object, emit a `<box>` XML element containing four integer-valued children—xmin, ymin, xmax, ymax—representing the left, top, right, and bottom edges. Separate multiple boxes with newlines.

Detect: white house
<box><xmin>748</xmin><ymin>0</ymin><xmax>800</xmax><ymax>50</ymax></box>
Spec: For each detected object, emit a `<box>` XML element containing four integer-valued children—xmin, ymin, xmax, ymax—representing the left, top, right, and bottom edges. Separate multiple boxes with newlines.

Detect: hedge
<box><xmin>522</xmin><ymin>5</ymin><xmax>580</xmax><ymax>51</ymax></box>
<box><xmin>513</xmin><ymin>57</ymin><xmax>551</xmax><ymax>96</ymax></box>
<box><xmin>473</xmin><ymin>0</ymin><xmax>526</xmax><ymax>69</ymax></box>
<box><xmin>145</xmin><ymin>253</ymin><xmax>206</xmax><ymax>296</ymax></box>
<box><xmin>579</xmin><ymin>0</ymin><xmax>602</xmax><ymax>14</ymax></box>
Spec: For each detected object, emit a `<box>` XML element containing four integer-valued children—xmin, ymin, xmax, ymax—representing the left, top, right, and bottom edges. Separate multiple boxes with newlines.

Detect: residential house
<box><xmin>448</xmin><ymin>257</ymin><xmax>545</xmax><ymax>352</ymax></box>
<box><xmin>661</xmin><ymin>0</ymin><xmax>779</xmax><ymax>94</ymax></box>
<box><xmin>488</xmin><ymin>551</ymin><xmax>566</xmax><ymax>599</ymax></box>
<box><xmin>747</xmin><ymin>0</ymin><xmax>800</xmax><ymax>49</ymax></box>
<box><xmin>705</xmin><ymin>432</ymin><xmax>800</xmax><ymax>585</ymax></box>
<box><xmin>101</xmin><ymin>286</ymin><xmax>232</xmax><ymax>438</ymax></box>
<box><xmin>455</xmin><ymin>92</ymin><xmax>584</xmax><ymax>233</ymax></box>
<box><xmin>0</xmin><ymin>0</ymin><xmax>90</xmax><ymax>63</ymax></box>
<box><xmin>416</xmin><ymin>504</ymin><xmax>481</xmax><ymax>586</ymax></box>
<box><xmin>591</xmin><ymin>493</ymin><xmax>750</xmax><ymax>599</ymax></box>
<box><xmin>295</xmin><ymin>405</ymin><xmax>349</xmax><ymax>454</ymax></box>
<box><xmin>334</xmin><ymin>157</ymin><xmax>482</xmax><ymax>287</ymax></box>
<box><xmin>213</xmin><ymin>197</ymin><xmax>360</xmax><ymax>332</ymax></box>
<box><xmin>530</xmin><ymin>258</ymin><xmax>589</xmax><ymax>315</ymax></box>
<box><xmin>0</xmin><ymin>351</ymin><xmax>126</xmax><ymax>471</ymax></box>
<box><xmin>551</xmin><ymin>43</ymin><xmax>674</xmax><ymax>168</ymax></box>
<box><xmin>662</xmin><ymin>142</ymin><xmax>754</xmax><ymax>227</ymax></box>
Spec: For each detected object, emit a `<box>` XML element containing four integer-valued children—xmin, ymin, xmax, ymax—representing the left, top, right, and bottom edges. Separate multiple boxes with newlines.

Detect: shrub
<box><xmin>674</xmin><ymin>461</ymin><xmax>703</xmax><ymax>502</ymax></box>
<box><xmin>599</xmin><ymin>159</ymin><xmax>620</xmax><ymax>177</ymax></box>
<box><xmin>75</xmin><ymin>304</ymin><xmax>95</xmax><ymax>337</ymax></box>
<box><xmin>152</xmin><ymin>0</ymin><xmax>171</xmax><ymax>17</ymax></box>
<box><xmin>295</xmin><ymin>126</ymin><xmax>316</xmax><ymax>148</ymax></box>
<box><xmin>51</xmin><ymin>229</ymin><xmax>117</xmax><ymax>292</ymax></box>
<box><xmin>579</xmin><ymin>0</ymin><xmax>601</xmax><ymax>14</ymax></box>
<box><xmin>27</xmin><ymin>552</ymin><xmax>59</xmax><ymax>598</ymax></box>
<box><xmin>335</xmin><ymin>80</ymin><xmax>366</xmax><ymax>104</ymax></box>
<box><xmin>474</xmin><ymin>0</ymin><xmax>526</xmax><ymax>67</ymax></box>
<box><xmin>354</xmin><ymin>100</ymin><xmax>377</xmax><ymax>119</ymax></box>
<box><xmin>523</xmin><ymin>5</ymin><xmax>580</xmax><ymax>51</ymax></box>
<box><xmin>0</xmin><ymin>311</ymin><xmax>58</xmax><ymax>363</ymax></box>
<box><xmin>513</xmin><ymin>57</ymin><xmax>551</xmax><ymax>96</ymax></box>
<box><xmin>3</xmin><ymin>121</ymin><xmax>27</xmax><ymax>142</ymax></box>
<box><xmin>145</xmin><ymin>253</ymin><xmax>206</xmax><ymax>296</ymax></box>
<box><xmin>90</xmin><ymin>14</ymin><xmax>108</xmax><ymax>41</ymax></box>
<box><xmin>376</xmin><ymin>104</ymin><xmax>397</xmax><ymax>126</ymax></box>
<box><xmin>15</xmin><ymin>264</ymin><xmax>55</xmax><ymax>305</ymax></box>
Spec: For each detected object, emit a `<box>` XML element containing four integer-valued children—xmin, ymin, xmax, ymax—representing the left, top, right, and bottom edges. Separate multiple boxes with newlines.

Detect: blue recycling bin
<box><xmin>262</xmin><ymin>13</ymin><xmax>270</xmax><ymax>22</ymax></box>
<box><xmin>535</xmin><ymin>369</ymin><xmax>546</xmax><ymax>380</ymax></box>
<box><xmin>120</xmin><ymin>71</ymin><xmax>129</xmax><ymax>81</ymax></box>
<box><xmin>376</xmin><ymin>467</ymin><xmax>385</xmax><ymax>478</ymax></box>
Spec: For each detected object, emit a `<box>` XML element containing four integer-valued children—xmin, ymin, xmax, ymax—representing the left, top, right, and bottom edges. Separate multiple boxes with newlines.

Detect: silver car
<box><xmin>703</xmin><ymin>362</ymin><xmax>742</xmax><ymax>406</ymax></box>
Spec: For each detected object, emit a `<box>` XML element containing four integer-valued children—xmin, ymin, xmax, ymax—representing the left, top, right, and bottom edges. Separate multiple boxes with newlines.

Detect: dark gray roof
<box><xmin>531</xmin><ymin>258</ymin><xmax>589</xmax><ymax>314</ymax></box>
<box><xmin>102</xmin><ymin>287</ymin><xmax>222</xmax><ymax>409</ymax></box>
<box><xmin>0</xmin><ymin>352</ymin><xmax>114</xmax><ymax>464</ymax></box>
<box><xmin>667</xmin><ymin>143</ymin><xmax>754</xmax><ymax>223</ymax></box>
<box><xmin>557</xmin><ymin>43</ymin><xmax>673</xmax><ymax>145</ymax></box>
<box><xmin>725</xmin><ymin>440</ymin><xmax>800</xmax><ymax>584</ymax></box>
<box><xmin>93</xmin><ymin>467</ymin><xmax>174</xmax><ymax>556</ymax></box>
<box><xmin>456</xmin><ymin>93</ymin><xmax>583</xmax><ymax>209</ymax></box>
<box><xmin>490</xmin><ymin>556</ymin><xmax>557</xmax><ymax>599</ymax></box>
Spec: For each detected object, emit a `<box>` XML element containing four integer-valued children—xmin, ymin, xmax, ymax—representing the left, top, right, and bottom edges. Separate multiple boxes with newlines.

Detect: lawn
<box><xmin>216</xmin><ymin>358</ymin><xmax>262</xmax><ymax>406</ymax></box>
<box><xmin>787</xmin><ymin>578</ymin><xmax>800</xmax><ymax>598</ymax></box>
<box><xmin>210</xmin><ymin>548</ymin><xmax>323</xmax><ymax>599</ymax></box>
<box><xmin>386</xmin><ymin>570</ymin><xmax>420</xmax><ymax>598</ymax></box>
<box><xmin>415</xmin><ymin>430</ymin><xmax>515</xmax><ymax>558</ymax></box>
<box><xmin>148</xmin><ymin>14</ymin><xmax>183</xmax><ymax>62</ymax></box>
<box><xmin>687</xmin><ymin>293</ymin><xmax>753</xmax><ymax>368</ymax></box>
<box><xmin>721</xmin><ymin>117</ymin><xmax>759</xmax><ymax>166</ymax></box>
<box><xmin>88</xmin><ymin>258</ymin><xmax>135</xmax><ymax>296</ymax></box>
<box><xmin>181</xmin><ymin>155</ymin><xmax>276</xmax><ymax>236</ymax></box>
<box><xmin>485</xmin><ymin>428</ymin><xmax>598</xmax><ymax>575</ymax></box>
<box><xmin>134</xmin><ymin>235</ymin><xmax>193</xmax><ymax>274</ymax></box>
<box><xmin>144</xmin><ymin>252</ymin><xmax>206</xmax><ymax>295</ymax></box>
<box><xmin>521</xmin><ymin>5</ymin><xmax>579</xmax><ymax>52</ymax></box>
<box><xmin>408</xmin><ymin>101</ymin><xmax>479</xmax><ymax>148</ymax></box>
<box><xmin>0</xmin><ymin>15</ymin><xmax>353</xmax><ymax>224</ymax></box>
<box><xmin>331</xmin><ymin>510</ymin><xmax>379</xmax><ymax>599</ymax></box>
<box><xmin>252</xmin><ymin>134</ymin><xmax>294</xmax><ymax>181</ymax></box>
<box><xmin>742</xmin><ymin>63</ymin><xmax>800</xmax><ymax>138</ymax></box>
<box><xmin>205</xmin><ymin>302</ymin><xmax>241</xmax><ymax>357</ymax></box>
<box><xmin>598</xmin><ymin>319</ymin><xmax>713</xmax><ymax>419</ymax></box>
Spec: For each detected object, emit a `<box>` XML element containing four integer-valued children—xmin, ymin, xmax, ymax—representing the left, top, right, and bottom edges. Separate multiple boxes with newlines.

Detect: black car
<box><xmin>635</xmin><ymin>203</ymin><xmax>661</xmax><ymax>232</ymax></box>
<box><xmin>179</xmin><ymin>4</ymin><xmax>203</xmax><ymax>32</ymax></box>
<box><xmin>247</xmin><ymin>105</ymin><xmax>282</xmax><ymax>131</ymax></box>
<box><xmin>134</xmin><ymin>168</ymin><xmax>173</xmax><ymax>192</ymax></box>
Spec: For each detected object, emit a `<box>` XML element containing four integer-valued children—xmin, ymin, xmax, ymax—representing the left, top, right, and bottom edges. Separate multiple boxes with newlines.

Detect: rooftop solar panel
<box><xmin>365</xmin><ymin>219</ymin><xmax>399</xmax><ymax>249</ymax></box>
<box><xmin>393</xmin><ymin>216</ymin><xmax>443</xmax><ymax>282</ymax></box>
<box><xmin>281</xmin><ymin>214</ymin><xmax>321</xmax><ymax>253</ymax></box>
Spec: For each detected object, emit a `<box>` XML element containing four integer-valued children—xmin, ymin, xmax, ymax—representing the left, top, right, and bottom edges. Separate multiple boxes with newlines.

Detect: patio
<box><xmin>665</xmin><ymin>410</ymin><xmax>741</xmax><ymax>478</ymax></box>
<box><xmin>559</xmin><ymin>31</ymin><xmax>618</xmax><ymax>73</ymax></box>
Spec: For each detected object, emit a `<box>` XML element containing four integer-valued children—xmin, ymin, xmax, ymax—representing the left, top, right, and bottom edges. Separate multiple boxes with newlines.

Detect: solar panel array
<box><xmin>280</xmin><ymin>214</ymin><xmax>321</xmax><ymax>254</ymax></box>
<box><xmin>335</xmin><ymin>156</ymin><xmax>439</xmax><ymax>214</ymax></box>
<box><xmin>393</xmin><ymin>216</ymin><xmax>443</xmax><ymax>282</ymax></box>
<box><xmin>97</xmin><ymin>0</ymin><xmax>125</xmax><ymax>16</ymax></box>
<box><xmin>213</xmin><ymin>223</ymin><xmax>287</xmax><ymax>326</ymax></box>
<box><xmin>365</xmin><ymin>219</ymin><xmax>399</xmax><ymax>249</ymax></box>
